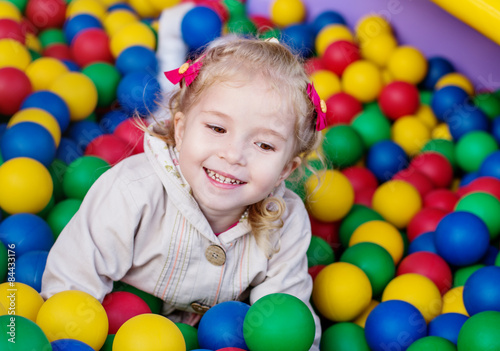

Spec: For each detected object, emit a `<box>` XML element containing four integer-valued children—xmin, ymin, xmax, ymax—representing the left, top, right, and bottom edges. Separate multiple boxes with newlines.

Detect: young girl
<box><xmin>41</xmin><ymin>36</ymin><xmax>326</xmax><ymax>350</ymax></box>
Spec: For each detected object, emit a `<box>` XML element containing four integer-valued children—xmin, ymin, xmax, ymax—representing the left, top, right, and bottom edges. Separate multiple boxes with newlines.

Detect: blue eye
<box><xmin>256</xmin><ymin>142</ymin><xmax>275</xmax><ymax>151</ymax></box>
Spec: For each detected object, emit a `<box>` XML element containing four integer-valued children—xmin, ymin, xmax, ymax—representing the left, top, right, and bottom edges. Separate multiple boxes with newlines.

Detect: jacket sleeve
<box><xmin>249</xmin><ymin>191</ymin><xmax>322</xmax><ymax>351</ymax></box>
<box><xmin>41</xmin><ymin>165</ymin><xmax>142</xmax><ymax>302</ymax></box>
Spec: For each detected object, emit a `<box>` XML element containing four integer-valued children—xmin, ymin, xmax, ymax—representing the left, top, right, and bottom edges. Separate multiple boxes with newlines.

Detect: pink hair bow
<box><xmin>307</xmin><ymin>83</ymin><xmax>327</xmax><ymax>131</ymax></box>
<box><xmin>164</xmin><ymin>58</ymin><xmax>204</xmax><ymax>86</ymax></box>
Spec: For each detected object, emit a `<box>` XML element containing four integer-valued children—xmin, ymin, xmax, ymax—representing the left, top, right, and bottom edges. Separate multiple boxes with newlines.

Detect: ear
<box><xmin>173</xmin><ymin>111</ymin><xmax>186</xmax><ymax>151</ymax></box>
<box><xmin>275</xmin><ymin>156</ymin><xmax>301</xmax><ymax>187</ymax></box>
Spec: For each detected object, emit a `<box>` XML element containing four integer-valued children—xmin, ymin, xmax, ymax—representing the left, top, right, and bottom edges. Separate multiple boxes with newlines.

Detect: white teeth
<box><xmin>206</xmin><ymin>169</ymin><xmax>243</xmax><ymax>185</ymax></box>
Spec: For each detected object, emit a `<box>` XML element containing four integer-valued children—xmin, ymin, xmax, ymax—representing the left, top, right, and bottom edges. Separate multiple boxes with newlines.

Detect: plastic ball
<box><xmin>462</xmin><ymin>266</ymin><xmax>500</xmax><ymax>315</ymax></box>
<box><xmin>386</xmin><ymin>45</ymin><xmax>427</xmax><ymax>85</ymax></box>
<box><xmin>457</xmin><ymin>311</ymin><xmax>500</xmax><ymax>350</ymax></box>
<box><xmin>312</xmin><ymin>262</ymin><xmax>372</xmax><ymax>321</ymax></box>
<box><xmin>421</xmin><ymin>138</ymin><xmax>456</xmax><ymax>169</ymax></box>
<box><xmin>479</xmin><ymin>150</ymin><xmax>500</xmax><ymax>179</ymax></box>
<box><xmin>323</xmin><ymin>40</ymin><xmax>360</xmax><ymax>76</ymax></box>
<box><xmin>70</xmin><ymin>28</ymin><xmax>112</xmax><ymax>68</ymax></box>
<box><xmin>436</xmin><ymin>72</ymin><xmax>474</xmax><ymax>95</ymax></box>
<box><xmin>39</xmin><ymin>28</ymin><xmax>66</xmax><ymax>49</ymax></box>
<box><xmin>359</xmin><ymin>33</ymin><xmax>397</xmax><ymax>67</ymax></box>
<box><xmin>66</xmin><ymin>0</ymin><xmax>106</xmax><ymax>21</ymax></box>
<box><xmin>455</xmin><ymin>192</ymin><xmax>500</xmax><ymax>240</ymax></box>
<box><xmin>63</xmin><ymin>156</ymin><xmax>110</xmax><ymax>200</ymax></box>
<box><xmin>0</xmin><ymin>18</ymin><xmax>25</xmax><ymax>43</ymax></box>
<box><xmin>82</xmin><ymin>62</ymin><xmax>121</xmax><ymax>108</ymax></box>
<box><xmin>0</xmin><ymin>282</ymin><xmax>44</xmax><ymax>322</ymax></box>
<box><xmin>270</xmin><ymin>0</ymin><xmax>305</xmax><ymax>27</ymax></box>
<box><xmin>280</xmin><ymin>23</ymin><xmax>314</xmax><ymax>58</ymax></box>
<box><xmin>174</xmin><ymin>323</ymin><xmax>199</xmax><ymax>351</ymax></box>
<box><xmin>100</xmin><ymin>110</ymin><xmax>130</xmax><ymax>133</ymax></box>
<box><xmin>352</xmin><ymin>299</ymin><xmax>379</xmax><ymax>328</ymax></box>
<box><xmin>415</xmin><ymin>104</ymin><xmax>439</xmax><ymax>129</ymax></box>
<box><xmin>434</xmin><ymin>211</ymin><xmax>489</xmax><ymax>267</ymax></box>
<box><xmin>36</xmin><ymin>290</ymin><xmax>108</xmax><ymax>349</ymax></box>
<box><xmin>355</xmin><ymin>14</ymin><xmax>392</xmax><ymax>42</ymax></box>
<box><xmin>408</xmin><ymin>232</ymin><xmax>438</xmax><ymax>255</ymax></box>
<box><xmin>391</xmin><ymin>116</ymin><xmax>431</xmax><ymax>156</ymax></box>
<box><xmin>322</xmin><ymin>125</ymin><xmax>364</xmax><ymax>169</ymax></box>
<box><xmin>475</xmin><ymin>92</ymin><xmax>500</xmax><ymax>119</ymax></box>
<box><xmin>103</xmin><ymin>9</ymin><xmax>138</xmax><ymax>37</ymax></box>
<box><xmin>406</xmin><ymin>207</ymin><xmax>447</xmax><ymax>242</ymax></box>
<box><xmin>341</xmin><ymin>166</ymin><xmax>378</xmax><ymax>194</ymax></box>
<box><xmin>14</xmin><ymin>250</ymin><xmax>47</xmax><ymax>292</ymax></box>
<box><xmin>0</xmin><ymin>157</ymin><xmax>53</xmax><ymax>214</ymax></box>
<box><xmin>0</xmin><ymin>315</ymin><xmax>51</xmax><ymax>350</ymax></box>
<box><xmin>0</xmin><ymin>1</ymin><xmax>22</xmax><ymax>21</ymax></box>
<box><xmin>342</xmin><ymin>60</ymin><xmax>383</xmax><ymax>103</ymax></box>
<box><xmin>325</xmin><ymin>92</ymin><xmax>362</xmax><ymax>126</ymax></box>
<box><xmin>0</xmin><ymin>66</ymin><xmax>32</xmax><ymax>116</ymax></box>
<box><xmin>311</xmin><ymin>10</ymin><xmax>346</xmax><ymax>36</ymax></box>
<box><xmin>180</xmin><ymin>6</ymin><xmax>221</xmax><ymax>51</ymax></box>
<box><xmin>46</xmin><ymin>198</ymin><xmax>81</xmax><ymax>238</ymax></box>
<box><xmin>421</xmin><ymin>56</ymin><xmax>455</xmax><ymax>90</ymax></box>
<box><xmin>0</xmin><ymin>38</ymin><xmax>31</xmax><ymax>70</ymax></box>
<box><xmin>458</xmin><ymin>132</ymin><xmax>498</xmax><ymax>175</ymax></box>
<box><xmin>457</xmin><ymin>176</ymin><xmax>500</xmax><ymax>201</ymax></box>
<box><xmin>364</xmin><ymin>300</ymin><xmax>426</xmax><ymax>351</ymax></box>
<box><xmin>447</xmin><ymin>105</ymin><xmax>489</xmax><ymax>141</ymax></box>
<box><xmin>83</xmin><ymin>133</ymin><xmax>130</xmax><ymax>164</ymax></box>
<box><xmin>116</xmin><ymin>45</ymin><xmax>158</xmax><ymax>75</ymax></box>
<box><xmin>365</xmin><ymin>140</ymin><xmax>408</xmax><ymax>182</ymax></box>
<box><xmin>51</xmin><ymin>339</ymin><xmax>94</xmax><ymax>350</ymax></box>
<box><xmin>304</xmin><ymin>57</ymin><xmax>326</xmax><ymax>75</ymax></box>
<box><xmin>307</xmin><ymin>235</ymin><xmax>335</xmax><ymax>267</ymax></box>
<box><xmin>392</xmin><ymin>169</ymin><xmax>435</xmax><ymax>199</ymax></box>
<box><xmin>407</xmin><ymin>336</ymin><xmax>456</xmax><ymax>351</ymax></box>
<box><xmin>63</xmin><ymin>14</ymin><xmax>102</xmax><ymax>44</ymax></box>
<box><xmin>430</xmin><ymin>85</ymin><xmax>470</xmax><ymax>121</ymax></box>
<box><xmin>25</xmin><ymin>57</ymin><xmax>68</xmax><ymax>92</ymax></box>
<box><xmin>428</xmin><ymin>312</ymin><xmax>468</xmax><ymax>345</ymax></box>
<box><xmin>49</xmin><ymin>72</ymin><xmax>98</xmax><ymax>121</ymax></box>
<box><xmin>315</xmin><ymin>24</ymin><xmax>354</xmax><ymax>57</ymax></box>
<box><xmin>423</xmin><ymin>188</ymin><xmax>459</xmax><ymax>212</ymax></box>
<box><xmin>454</xmin><ymin>264</ymin><xmax>485</xmax><ymax>288</ymax></box>
<box><xmin>9</xmin><ymin>108</ymin><xmax>61</xmax><ymax>146</ymax></box>
<box><xmin>351</xmin><ymin>105</ymin><xmax>391</xmax><ymax>148</ymax></box>
<box><xmin>320</xmin><ymin>322</ymin><xmax>370</xmax><ymax>351</ymax></box>
<box><xmin>309</xmin><ymin>69</ymin><xmax>341</xmax><ymax>100</ymax></box>
<box><xmin>305</xmin><ymin>169</ymin><xmax>354</xmax><ymax>222</ymax></box>
<box><xmin>410</xmin><ymin>152</ymin><xmax>454</xmax><ymax>188</ymax></box>
<box><xmin>442</xmin><ymin>286</ymin><xmax>468</xmax><ymax>315</ymax></box>
<box><xmin>114</xmin><ymin>118</ymin><xmax>145</xmax><ymax>154</ymax></box>
<box><xmin>110</xmin><ymin>21</ymin><xmax>155</xmax><ymax>59</ymax></box>
<box><xmin>21</xmin><ymin>91</ymin><xmax>71</xmax><ymax>132</ymax></box>
<box><xmin>378</xmin><ymin>80</ymin><xmax>420</xmax><ymax>120</ymax></box>
<box><xmin>102</xmin><ymin>291</ymin><xmax>151</xmax><ymax>334</ymax></box>
<box><xmin>67</xmin><ymin>120</ymin><xmax>105</xmax><ymax>150</ymax></box>
<box><xmin>117</xmin><ymin>70</ymin><xmax>161</xmax><ymax>116</ymax></box>
<box><xmin>25</xmin><ymin>0</ymin><xmax>66</xmax><ymax>30</ymax></box>
<box><xmin>338</xmin><ymin>204</ymin><xmax>384</xmax><ymax>248</ymax></box>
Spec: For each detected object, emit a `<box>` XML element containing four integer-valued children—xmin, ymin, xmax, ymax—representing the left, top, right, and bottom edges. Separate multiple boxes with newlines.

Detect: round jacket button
<box><xmin>191</xmin><ymin>302</ymin><xmax>210</xmax><ymax>314</ymax></box>
<box><xmin>205</xmin><ymin>244</ymin><xmax>226</xmax><ymax>266</ymax></box>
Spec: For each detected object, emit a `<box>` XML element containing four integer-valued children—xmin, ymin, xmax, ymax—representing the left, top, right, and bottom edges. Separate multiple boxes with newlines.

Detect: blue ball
<box><xmin>463</xmin><ymin>266</ymin><xmax>500</xmax><ymax>315</ymax></box>
<box><xmin>1</xmin><ymin>122</ymin><xmax>56</xmax><ymax>167</ymax></box>
<box><xmin>281</xmin><ymin>24</ymin><xmax>315</xmax><ymax>58</ymax></box>
<box><xmin>311</xmin><ymin>11</ymin><xmax>346</xmax><ymax>36</ymax></box>
<box><xmin>67</xmin><ymin>120</ymin><xmax>105</xmax><ymax>151</ymax></box>
<box><xmin>479</xmin><ymin>150</ymin><xmax>500</xmax><ymax>179</ymax></box>
<box><xmin>434</xmin><ymin>211</ymin><xmax>490</xmax><ymax>267</ymax></box>
<box><xmin>15</xmin><ymin>250</ymin><xmax>48</xmax><ymax>292</ymax></box>
<box><xmin>107</xmin><ymin>3</ymin><xmax>135</xmax><ymax>12</ymax></box>
<box><xmin>447</xmin><ymin>105</ymin><xmax>489</xmax><ymax>140</ymax></box>
<box><xmin>21</xmin><ymin>91</ymin><xmax>71</xmax><ymax>132</ymax></box>
<box><xmin>117</xmin><ymin>70</ymin><xmax>161</xmax><ymax>116</ymax></box>
<box><xmin>480</xmin><ymin>245</ymin><xmax>499</xmax><ymax>265</ymax></box>
<box><xmin>431</xmin><ymin>85</ymin><xmax>470</xmax><ymax>121</ymax></box>
<box><xmin>459</xmin><ymin>172</ymin><xmax>480</xmax><ymax>186</ymax></box>
<box><xmin>197</xmin><ymin>301</ymin><xmax>250</xmax><ymax>350</ymax></box>
<box><xmin>366</xmin><ymin>140</ymin><xmax>409</xmax><ymax>182</ymax></box>
<box><xmin>421</xmin><ymin>57</ymin><xmax>455</xmax><ymax>91</ymax></box>
<box><xmin>0</xmin><ymin>213</ymin><xmax>54</xmax><ymax>258</ymax></box>
<box><xmin>51</xmin><ymin>339</ymin><xmax>94</xmax><ymax>351</ymax></box>
<box><xmin>408</xmin><ymin>231</ymin><xmax>438</xmax><ymax>255</ymax></box>
<box><xmin>365</xmin><ymin>300</ymin><xmax>427</xmax><ymax>351</ymax></box>
<box><xmin>181</xmin><ymin>6</ymin><xmax>222</xmax><ymax>51</ymax></box>
<box><xmin>56</xmin><ymin>137</ymin><xmax>83</xmax><ymax>165</ymax></box>
<box><xmin>0</xmin><ymin>123</ymin><xmax>7</xmax><ymax>139</ymax></box>
<box><xmin>62</xmin><ymin>59</ymin><xmax>81</xmax><ymax>72</ymax></box>
<box><xmin>428</xmin><ymin>313</ymin><xmax>468</xmax><ymax>345</ymax></box>
<box><xmin>116</xmin><ymin>46</ymin><xmax>158</xmax><ymax>76</ymax></box>
<box><xmin>492</xmin><ymin>116</ymin><xmax>500</xmax><ymax>144</ymax></box>
<box><xmin>63</xmin><ymin>14</ymin><xmax>102</xmax><ymax>44</ymax></box>
<box><xmin>100</xmin><ymin>110</ymin><xmax>130</xmax><ymax>133</ymax></box>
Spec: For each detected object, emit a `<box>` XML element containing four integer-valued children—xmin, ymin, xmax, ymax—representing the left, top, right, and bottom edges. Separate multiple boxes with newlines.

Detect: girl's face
<box><xmin>174</xmin><ymin>77</ymin><xmax>301</xmax><ymax>222</ymax></box>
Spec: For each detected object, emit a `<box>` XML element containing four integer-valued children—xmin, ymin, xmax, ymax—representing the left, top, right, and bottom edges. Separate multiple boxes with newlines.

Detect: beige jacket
<box><xmin>41</xmin><ymin>132</ymin><xmax>321</xmax><ymax>350</ymax></box>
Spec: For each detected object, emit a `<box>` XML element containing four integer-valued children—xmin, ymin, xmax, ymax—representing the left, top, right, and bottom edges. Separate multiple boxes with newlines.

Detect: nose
<box><xmin>218</xmin><ymin>137</ymin><xmax>247</xmax><ymax>166</ymax></box>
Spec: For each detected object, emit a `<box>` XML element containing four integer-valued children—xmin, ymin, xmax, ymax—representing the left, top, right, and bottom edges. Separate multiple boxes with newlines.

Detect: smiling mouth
<box><xmin>204</xmin><ymin>168</ymin><xmax>246</xmax><ymax>185</ymax></box>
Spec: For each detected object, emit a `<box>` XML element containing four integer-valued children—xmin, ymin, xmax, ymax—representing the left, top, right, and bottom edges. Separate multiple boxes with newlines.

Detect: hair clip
<box><xmin>164</xmin><ymin>56</ymin><xmax>205</xmax><ymax>86</ymax></box>
<box><xmin>265</xmin><ymin>37</ymin><xmax>280</xmax><ymax>44</ymax></box>
<box><xmin>306</xmin><ymin>83</ymin><xmax>327</xmax><ymax>131</ymax></box>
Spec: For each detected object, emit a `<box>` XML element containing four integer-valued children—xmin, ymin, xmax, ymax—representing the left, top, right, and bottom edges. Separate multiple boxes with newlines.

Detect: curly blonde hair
<box><xmin>147</xmin><ymin>36</ymin><xmax>322</xmax><ymax>258</ymax></box>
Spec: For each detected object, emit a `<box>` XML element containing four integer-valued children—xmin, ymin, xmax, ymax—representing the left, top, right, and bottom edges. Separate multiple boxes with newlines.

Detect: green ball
<box><xmin>421</xmin><ymin>138</ymin><xmax>457</xmax><ymax>170</ymax></box>
<box><xmin>351</xmin><ymin>107</ymin><xmax>391</xmax><ymax>148</ymax></box>
<box><xmin>29</xmin><ymin>48</ymin><xmax>42</xmax><ymax>61</ymax></box>
<box><xmin>259</xmin><ymin>28</ymin><xmax>281</xmax><ymax>40</ymax></box>
<box><xmin>455</xmin><ymin>192</ymin><xmax>500</xmax><ymax>240</ymax></box>
<box><xmin>340</xmin><ymin>242</ymin><xmax>395</xmax><ymax>297</ymax></box>
<box><xmin>307</xmin><ymin>235</ymin><xmax>334</xmax><ymax>268</ymax></box>
<box><xmin>457</xmin><ymin>311</ymin><xmax>500</xmax><ymax>350</ymax></box>
<box><xmin>0</xmin><ymin>315</ymin><xmax>51</xmax><ymax>350</ymax></box>
<box><xmin>38</xmin><ymin>28</ymin><xmax>66</xmax><ymax>48</ymax></box>
<box><xmin>46</xmin><ymin>198</ymin><xmax>82</xmax><ymax>239</ymax></box>
<box><xmin>320</xmin><ymin>322</ymin><xmax>370</xmax><ymax>351</ymax></box>
<box><xmin>454</xmin><ymin>131</ymin><xmax>498</xmax><ymax>173</ymax></box>
<box><xmin>82</xmin><ymin>62</ymin><xmax>121</xmax><ymax>108</ymax></box>
<box><xmin>175</xmin><ymin>323</ymin><xmax>200</xmax><ymax>351</ymax></box>
<box><xmin>339</xmin><ymin>204</ymin><xmax>384</xmax><ymax>248</ymax></box>
<box><xmin>113</xmin><ymin>281</ymin><xmax>163</xmax><ymax>314</ymax></box>
<box><xmin>222</xmin><ymin>0</ymin><xmax>246</xmax><ymax>18</ymax></box>
<box><xmin>243</xmin><ymin>293</ymin><xmax>315</xmax><ymax>351</ymax></box>
<box><xmin>5</xmin><ymin>0</ymin><xmax>28</xmax><ymax>11</ymax></box>
<box><xmin>419</xmin><ymin>90</ymin><xmax>433</xmax><ymax>105</ymax></box>
<box><xmin>407</xmin><ymin>336</ymin><xmax>457</xmax><ymax>351</ymax></box>
<box><xmin>454</xmin><ymin>264</ymin><xmax>485</xmax><ymax>287</ymax></box>
<box><xmin>474</xmin><ymin>92</ymin><xmax>500</xmax><ymax>119</ymax></box>
<box><xmin>322</xmin><ymin>125</ymin><xmax>365</xmax><ymax>169</ymax></box>
<box><xmin>100</xmin><ymin>334</ymin><xmax>115</xmax><ymax>351</ymax></box>
<box><xmin>226</xmin><ymin>16</ymin><xmax>258</xmax><ymax>36</ymax></box>
<box><xmin>63</xmin><ymin>156</ymin><xmax>110</xmax><ymax>200</ymax></box>
<box><xmin>49</xmin><ymin>158</ymin><xmax>68</xmax><ymax>202</ymax></box>
<box><xmin>285</xmin><ymin>158</ymin><xmax>325</xmax><ymax>201</ymax></box>
<box><xmin>0</xmin><ymin>241</ymin><xmax>7</xmax><ymax>282</ymax></box>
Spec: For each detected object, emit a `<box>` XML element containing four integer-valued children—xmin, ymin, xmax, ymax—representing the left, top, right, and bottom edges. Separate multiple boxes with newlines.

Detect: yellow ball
<box><xmin>309</xmin><ymin>70</ymin><xmax>341</xmax><ymax>100</ymax></box>
<box><xmin>113</xmin><ymin>314</ymin><xmax>186</xmax><ymax>351</ymax></box>
<box><xmin>391</xmin><ymin>115</ymin><xmax>431</xmax><ymax>156</ymax></box>
<box><xmin>0</xmin><ymin>38</ymin><xmax>31</xmax><ymax>70</ymax></box>
<box><xmin>129</xmin><ymin>0</ymin><xmax>160</xmax><ymax>18</ymax></box>
<box><xmin>435</xmin><ymin>72</ymin><xmax>475</xmax><ymax>95</ymax></box>
<box><xmin>0</xmin><ymin>282</ymin><xmax>44</xmax><ymax>322</ymax></box>
<box><xmin>25</xmin><ymin>57</ymin><xmax>69</xmax><ymax>91</ymax></box>
<box><xmin>270</xmin><ymin>0</ymin><xmax>306</xmax><ymax>27</ymax></box>
<box><xmin>148</xmin><ymin>0</ymin><xmax>181</xmax><ymax>11</ymax></box>
<box><xmin>9</xmin><ymin>108</ymin><xmax>61</xmax><ymax>146</ymax></box>
<box><xmin>415</xmin><ymin>104</ymin><xmax>438</xmax><ymax>130</ymax></box>
<box><xmin>66</xmin><ymin>0</ymin><xmax>107</xmax><ymax>21</ymax></box>
<box><xmin>25</xmin><ymin>33</ymin><xmax>42</xmax><ymax>53</ymax></box>
<box><xmin>353</xmin><ymin>299</ymin><xmax>379</xmax><ymax>328</ymax></box>
<box><xmin>381</xmin><ymin>68</ymin><xmax>394</xmax><ymax>85</ymax></box>
<box><xmin>0</xmin><ymin>1</ymin><xmax>22</xmax><ymax>22</ymax></box>
<box><xmin>349</xmin><ymin>220</ymin><xmax>404</xmax><ymax>264</ymax></box>
<box><xmin>103</xmin><ymin>9</ymin><xmax>138</xmax><ymax>37</ymax></box>
<box><xmin>382</xmin><ymin>273</ymin><xmax>442</xmax><ymax>323</ymax></box>
<box><xmin>315</xmin><ymin>24</ymin><xmax>354</xmax><ymax>57</ymax></box>
<box><xmin>342</xmin><ymin>60</ymin><xmax>383</xmax><ymax>103</ymax></box>
<box><xmin>432</xmin><ymin>123</ymin><xmax>452</xmax><ymax>140</ymax></box>
<box><xmin>355</xmin><ymin>14</ymin><xmax>392</xmax><ymax>43</ymax></box>
<box><xmin>441</xmin><ymin>286</ymin><xmax>469</xmax><ymax>316</ymax></box>
<box><xmin>360</xmin><ymin>33</ymin><xmax>398</xmax><ymax>67</ymax></box>
<box><xmin>312</xmin><ymin>262</ymin><xmax>372</xmax><ymax>321</ymax></box>
<box><xmin>36</xmin><ymin>290</ymin><xmax>108</xmax><ymax>350</ymax></box>
<box><xmin>372</xmin><ymin>179</ymin><xmax>422</xmax><ymax>229</ymax></box>
<box><xmin>49</xmin><ymin>72</ymin><xmax>97</xmax><ymax>121</ymax></box>
<box><xmin>0</xmin><ymin>157</ymin><xmax>53</xmax><ymax>214</ymax></box>
<box><xmin>387</xmin><ymin>45</ymin><xmax>428</xmax><ymax>85</ymax></box>
<box><xmin>305</xmin><ymin>169</ymin><xmax>354</xmax><ymax>222</ymax></box>
<box><xmin>0</xmin><ymin>303</ymin><xmax>6</xmax><ymax>316</ymax></box>
<box><xmin>110</xmin><ymin>22</ymin><xmax>156</xmax><ymax>58</ymax></box>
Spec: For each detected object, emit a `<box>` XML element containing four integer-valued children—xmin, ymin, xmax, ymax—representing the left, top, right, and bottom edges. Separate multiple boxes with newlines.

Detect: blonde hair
<box><xmin>148</xmin><ymin>36</ymin><xmax>322</xmax><ymax>258</ymax></box>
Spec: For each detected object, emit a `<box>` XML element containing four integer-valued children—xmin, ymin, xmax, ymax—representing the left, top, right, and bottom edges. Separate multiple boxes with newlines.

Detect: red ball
<box><xmin>457</xmin><ymin>176</ymin><xmax>500</xmax><ymax>201</ymax></box>
<box><xmin>85</xmin><ymin>134</ymin><xmax>133</xmax><ymax>165</ymax></box>
<box><xmin>406</xmin><ymin>207</ymin><xmax>447</xmax><ymax>242</ymax></box>
<box><xmin>342</xmin><ymin>166</ymin><xmax>378</xmax><ymax>193</ymax></box>
<box><xmin>378</xmin><ymin>81</ymin><xmax>420</xmax><ymax>120</ymax></box>
<box><xmin>304</xmin><ymin>57</ymin><xmax>326</xmax><ymax>75</ymax></box>
<box><xmin>102</xmin><ymin>291</ymin><xmax>151</xmax><ymax>334</ymax></box>
<box><xmin>410</xmin><ymin>152</ymin><xmax>454</xmax><ymax>188</ymax></box>
<box><xmin>43</xmin><ymin>43</ymin><xmax>72</xmax><ymax>61</ymax></box>
<box><xmin>309</xmin><ymin>214</ymin><xmax>341</xmax><ymax>252</ymax></box>
<box><xmin>325</xmin><ymin>92</ymin><xmax>363</xmax><ymax>126</ymax></box>
<box><xmin>71</xmin><ymin>28</ymin><xmax>113</xmax><ymax>68</ymax></box>
<box><xmin>0</xmin><ymin>67</ymin><xmax>32</xmax><ymax>116</ymax></box>
<box><xmin>354</xmin><ymin>187</ymin><xmax>376</xmax><ymax>208</ymax></box>
<box><xmin>322</xmin><ymin>40</ymin><xmax>361</xmax><ymax>76</ymax></box>
<box><xmin>397</xmin><ymin>251</ymin><xmax>453</xmax><ymax>295</ymax></box>
<box><xmin>423</xmin><ymin>188</ymin><xmax>459</xmax><ymax>213</ymax></box>
<box><xmin>113</xmin><ymin>118</ymin><xmax>146</xmax><ymax>155</ymax></box>
<box><xmin>308</xmin><ymin>265</ymin><xmax>326</xmax><ymax>281</ymax></box>
<box><xmin>25</xmin><ymin>0</ymin><xmax>66</xmax><ymax>30</ymax></box>
<box><xmin>392</xmin><ymin>169</ymin><xmax>435</xmax><ymax>198</ymax></box>
<box><xmin>249</xmin><ymin>15</ymin><xmax>274</xmax><ymax>33</ymax></box>
<box><xmin>0</xmin><ymin>19</ymin><xmax>25</xmax><ymax>44</ymax></box>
